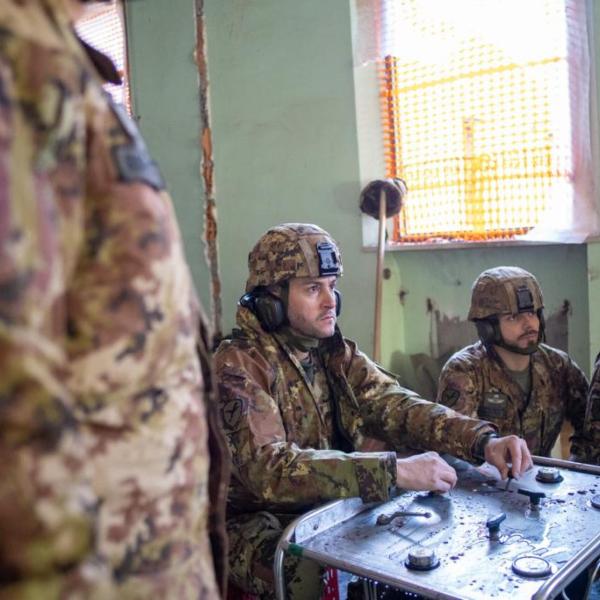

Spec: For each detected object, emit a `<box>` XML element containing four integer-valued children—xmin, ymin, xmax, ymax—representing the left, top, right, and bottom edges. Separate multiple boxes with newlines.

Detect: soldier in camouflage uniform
<box><xmin>437</xmin><ymin>266</ymin><xmax>590</xmax><ymax>460</ymax></box>
<box><xmin>0</xmin><ymin>1</ymin><xmax>228</xmax><ymax>598</ymax></box>
<box><xmin>582</xmin><ymin>352</ymin><xmax>600</xmax><ymax>465</ymax></box>
<box><xmin>215</xmin><ymin>224</ymin><xmax>532</xmax><ymax>598</ymax></box>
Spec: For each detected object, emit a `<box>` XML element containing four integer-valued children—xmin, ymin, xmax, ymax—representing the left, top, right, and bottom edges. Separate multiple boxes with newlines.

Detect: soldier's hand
<box><xmin>484</xmin><ymin>435</ymin><xmax>533</xmax><ymax>479</ymax></box>
<box><xmin>395</xmin><ymin>452</ymin><xmax>457</xmax><ymax>493</ymax></box>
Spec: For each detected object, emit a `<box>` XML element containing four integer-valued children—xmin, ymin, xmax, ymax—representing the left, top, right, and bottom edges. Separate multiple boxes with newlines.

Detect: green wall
<box><xmin>126</xmin><ymin>0</ymin><xmax>212</xmax><ymax>311</ymax></box>
<box><xmin>202</xmin><ymin>0</ymin><xmax>374</xmax><ymax>344</ymax></box>
<box><xmin>125</xmin><ymin>0</ymin><xmax>599</xmax><ymax>376</ymax></box>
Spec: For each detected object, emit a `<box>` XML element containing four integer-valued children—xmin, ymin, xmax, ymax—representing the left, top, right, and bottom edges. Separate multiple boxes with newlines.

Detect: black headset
<box><xmin>239</xmin><ymin>288</ymin><xmax>342</xmax><ymax>332</ymax></box>
<box><xmin>474</xmin><ymin>318</ymin><xmax>502</xmax><ymax>346</ymax></box>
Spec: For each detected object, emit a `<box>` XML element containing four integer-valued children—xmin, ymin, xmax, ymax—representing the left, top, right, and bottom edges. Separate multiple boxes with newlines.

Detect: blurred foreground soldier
<box><xmin>0</xmin><ymin>0</ymin><xmax>228</xmax><ymax>597</ymax></box>
<box><xmin>437</xmin><ymin>266</ymin><xmax>589</xmax><ymax>460</ymax></box>
<box><xmin>215</xmin><ymin>223</ymin><xmax>532</xmax><ymax>599</ymax></box>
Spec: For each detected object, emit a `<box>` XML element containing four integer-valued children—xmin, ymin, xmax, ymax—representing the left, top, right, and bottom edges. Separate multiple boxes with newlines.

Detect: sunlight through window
<box><xmin>380</xmin><ymin>0</ymin><xmax>581</xmax><ymax>243</ymax></box>
<box><xmin>76</xmin><ymin>1</ymin><xmax>130</xmax><ymax>112</ymax></box>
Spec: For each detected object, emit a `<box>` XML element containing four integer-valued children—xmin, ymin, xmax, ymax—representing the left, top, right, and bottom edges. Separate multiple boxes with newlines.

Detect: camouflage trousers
<box><xmin>227</xmin><ymin>512</ymin><xmax>322</xmax><ymax>599</ymax></box>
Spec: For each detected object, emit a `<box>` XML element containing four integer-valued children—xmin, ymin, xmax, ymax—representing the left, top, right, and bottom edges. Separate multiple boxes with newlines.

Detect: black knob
<box><xmin>518</xmin><ymin>489</ymin><xmax>546</xmax><ymax>508</ymax></box>
<box><xmin>486</xmin><ymin>512</ymin><xmax>506</xmax><ymax>540</ymax></box>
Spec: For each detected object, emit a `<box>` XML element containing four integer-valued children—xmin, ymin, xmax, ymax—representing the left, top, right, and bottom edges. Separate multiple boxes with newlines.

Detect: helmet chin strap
<box><xmin>277</xmin><ymin>326</ymin><xmax>320</xmax><ymax>352</ymax></box>
<box><xmin>495</xmin><ymin>326</ymin><xmax>542</xmax><ymax>356</ymax></box>
<box><xmin>496</xmin><ymin>339</ymin><xmax>539</xmax><ymax>355</ymax></box>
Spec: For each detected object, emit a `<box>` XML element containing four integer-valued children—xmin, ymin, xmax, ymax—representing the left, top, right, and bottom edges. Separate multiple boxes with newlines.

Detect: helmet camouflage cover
<box><xmin>468</xmin><ymin>266</ymin><xmax>544</xmax><ymax>321</ymax></box>
<box><xmin>245</xmin><ymin>223</ymin><xmax>343</xmax><ymax>292</ymax></box>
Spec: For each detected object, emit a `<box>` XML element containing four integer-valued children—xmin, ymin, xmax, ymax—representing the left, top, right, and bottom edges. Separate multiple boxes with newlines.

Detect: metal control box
<box><xmin>276</xmin><ymin>457</ymin><xmax>600</xmax><ymax>599</ymax></box>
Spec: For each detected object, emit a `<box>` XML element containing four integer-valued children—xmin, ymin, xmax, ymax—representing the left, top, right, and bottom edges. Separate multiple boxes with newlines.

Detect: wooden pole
<box><xmin>373</xmin><ymin>188</ymin><xmax>387</xmax><ymax>363</ymax></box>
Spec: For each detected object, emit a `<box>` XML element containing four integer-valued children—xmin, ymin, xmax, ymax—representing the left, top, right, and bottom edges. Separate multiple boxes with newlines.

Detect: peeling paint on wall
<box><xmin>545</xmin><ymin>300</ymin><xmax>570</xmax><ymax>353</ymax></box>
<box><xmin>434</xmin><ymin>311</ymin><xmax>476</xmax><ymax>358</ymax></box>
<box><xmin>195</xmin><ymin>0</ymin><xmax>222</xmax><ymax>343</ymax></box>
<box><xmin>431</xmin><ymin>300</ymin><xmax>571</xmax><ymax>361</ymax></box>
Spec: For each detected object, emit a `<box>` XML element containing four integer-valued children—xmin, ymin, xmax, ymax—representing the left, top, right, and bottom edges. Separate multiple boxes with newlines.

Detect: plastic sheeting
<box><xmin>351</xmin><ymin>0</ymin><xmax>599</xmax><ymax>244</ymax></box>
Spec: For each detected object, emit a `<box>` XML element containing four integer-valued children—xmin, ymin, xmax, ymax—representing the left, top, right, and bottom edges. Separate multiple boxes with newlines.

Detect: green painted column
<box><xmin>125</xmin><ymin>0</ymin><xmax>213</xmax><ymax>312</ymax></box>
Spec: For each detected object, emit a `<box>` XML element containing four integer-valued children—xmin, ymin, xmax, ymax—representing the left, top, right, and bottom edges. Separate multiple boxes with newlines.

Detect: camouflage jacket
<box><xmin>215</xmin><ymin>306</ymin><xmax>495</xmax><ymax>517</ymax></box>
<box><xmin>582</xmin><ymin>353</ymin><xmax>600</xmax><ymax>465</ymax></box>
<box><xmin>437</xmin><ymin>342</ymin><xmax>589</xmax><ymax>458</ymax></box>
<box><xmin>0</xmin><ymin>1</ymin><xmax>228</xmax><ymax>597</ymax></box>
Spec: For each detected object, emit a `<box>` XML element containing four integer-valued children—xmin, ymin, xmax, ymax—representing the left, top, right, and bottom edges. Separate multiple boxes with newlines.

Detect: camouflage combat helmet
<box><xmin>245</xmin><ymin>223</ymin><xmax>343</xmax><ymax>292</ymax></box>
<box><xmin>468</xmin><ymin>266</ymin><xmax>544</xmax><ymax>321</ymax></box>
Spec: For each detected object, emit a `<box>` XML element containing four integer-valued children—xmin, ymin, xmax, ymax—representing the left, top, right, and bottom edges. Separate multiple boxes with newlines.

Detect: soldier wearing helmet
<box><xmin>0</xmin><ymin>1</ymin><xmax>228</xmax><ymax>597</ymax></box>
<box><xmin>215</xmin><ymin>226</ymin><xmax>532</xmax><ymax>598</ymax></box>
<box><xmin>437</xmin><ymin>266</ymin><xmax>590</xmax><ymax>461</ymax></box>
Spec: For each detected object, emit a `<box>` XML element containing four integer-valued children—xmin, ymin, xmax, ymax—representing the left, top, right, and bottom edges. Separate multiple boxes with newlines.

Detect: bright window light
<box><xmin>76</xmin><ymin>1</ymin><xmax>130</xmax><ymax>112</ymax></box>
<box><xmin>380</xmin><ymin>0</ymin><xmax>581</xmax><ymax>243</ymax></box>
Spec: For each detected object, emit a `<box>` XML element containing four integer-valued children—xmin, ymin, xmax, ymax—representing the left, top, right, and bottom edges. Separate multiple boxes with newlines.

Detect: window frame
<box><xmin>351</xmin><ymin>0</ymin><xmax>600</xmax><ymax>250</ymax></box>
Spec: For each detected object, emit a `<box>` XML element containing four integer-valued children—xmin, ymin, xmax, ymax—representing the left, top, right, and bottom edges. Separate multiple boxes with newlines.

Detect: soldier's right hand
<box><xmin>395</xmin><ymin>451</ymin><xmax>457</xmax><ymax>493</ymax></box>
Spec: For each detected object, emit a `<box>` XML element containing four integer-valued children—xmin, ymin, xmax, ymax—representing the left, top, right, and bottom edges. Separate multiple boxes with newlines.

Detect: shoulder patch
<box><xmin>441</xmin><ymin>387</ymin><xmax>460</xmax><ymax>407</ymax></box>
<box><xmin>109</xmin><ymin>99</ymin><xmax>166</xmax><ymax>191</ymax></box>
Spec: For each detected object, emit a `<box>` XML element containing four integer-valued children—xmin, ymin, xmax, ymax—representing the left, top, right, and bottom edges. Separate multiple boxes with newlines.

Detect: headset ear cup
<box><xmin>239</xmin><ymin>293</ymin><xmax>255</xmax><ymax>311</ymax></box>
<box><xmin>475</xmin><ymin>319</ymin><xmax>497</xmax><ymax>346</ymax></box>
<box><xmin>538</xmin><ymin>309</ymin><xmax>546</xmax><ymax>343</ymax></box>
<box><xmin>253</xmin><ymin>295</ymin><xmax>286</xmax><ymax>332</ymax></box>
<box><xmin>334</xmin><ymin>289</ymin><xmax>342</xmax><ymax>317</ymax></box>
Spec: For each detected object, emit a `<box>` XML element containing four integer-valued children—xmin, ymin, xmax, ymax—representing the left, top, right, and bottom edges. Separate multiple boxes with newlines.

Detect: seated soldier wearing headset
<box><xmin>215</xmin><ymin>224</ymin><xmax>532</xmax><ymax>599</ymax></box>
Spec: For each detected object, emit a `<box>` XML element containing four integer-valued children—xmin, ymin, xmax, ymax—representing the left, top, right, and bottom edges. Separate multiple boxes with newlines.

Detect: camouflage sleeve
<box><xmin>577</xmin><ymin>356</ymin><xmax>600</xmax><ymax>465</ymax></box>
<box><xmin>216</xmin><ymin>344</ymin><xmax>397</xmax><ymax>509</ymax></box>
<box><xmin>563</xmin><ymin>356</ymin><xmax>591</xmax><ymax>461</ymax></box>
<box><xmin>345</xmin><ymin>344</ymin><xmax>494</xmax><ymax>463</ymax></box>
<box><xmin>0</xmin><ymin>44</ymin><xmax>93</xmax><ymax>583</ymax></box>
<box><xmin>436</xmin><ymin>357</ymin><xmax>481</xmax><ymax>419</ymax></box>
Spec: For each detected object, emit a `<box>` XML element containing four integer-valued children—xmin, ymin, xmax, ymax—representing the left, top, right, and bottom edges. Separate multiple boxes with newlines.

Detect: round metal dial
<box><xmin>512</xmin><ymin>556</ymin><xmax>552</xmax><ymax>578</ymax></box>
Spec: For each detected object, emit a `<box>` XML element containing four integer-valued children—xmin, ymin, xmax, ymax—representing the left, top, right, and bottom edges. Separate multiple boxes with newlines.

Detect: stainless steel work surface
<box><xmin>292</xmin><ymin>458</ymin><xmax>600</xmax><ymax>599</ymax></box>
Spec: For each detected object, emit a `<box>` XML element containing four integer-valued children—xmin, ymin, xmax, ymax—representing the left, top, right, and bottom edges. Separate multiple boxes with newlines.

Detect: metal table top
<box><xmin>276</xmin><ymin>457</ymin><xmax>600</xmax><ymax>600</ymax></box>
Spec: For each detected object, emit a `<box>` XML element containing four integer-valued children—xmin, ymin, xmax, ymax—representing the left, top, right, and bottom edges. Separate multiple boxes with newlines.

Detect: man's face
<box><xmin>497</xmin><ymin>311</ymin><xmax>540</xmax><ymax>352</ymax></box>
<box><xmin>286</xmin><ymin>276</ymin><xmax>338</xmax><ymax>339</ymax></box>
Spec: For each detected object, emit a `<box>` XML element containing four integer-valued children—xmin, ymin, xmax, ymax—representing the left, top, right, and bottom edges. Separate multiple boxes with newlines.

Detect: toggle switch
<box><xmin>518</xmin><ymin>489</ymin><xmax>546</xmax><ymax>510</ymax></box>
<box><xmin>486</xmin><ymin>512</ymin><xmax>506</xmax><ymax>541</ymax></box>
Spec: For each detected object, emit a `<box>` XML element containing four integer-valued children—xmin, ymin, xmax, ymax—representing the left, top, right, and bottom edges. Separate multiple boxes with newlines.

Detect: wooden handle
<box><xmin>373</xmin><ymin>189</ymin><xmax>386</xmax><ymax>363</ymax></box>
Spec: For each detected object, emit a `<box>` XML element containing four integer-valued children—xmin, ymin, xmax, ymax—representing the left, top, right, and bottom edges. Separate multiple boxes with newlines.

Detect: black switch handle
<box><xmin>486</xmin><ymin>512</ymin><xmax>506</xmax><ymax>540</ymax></box>
<box><xmin>518</xmin><ymin>489</ymin><xmax>546</xmax><ymax>507</ymax></box>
